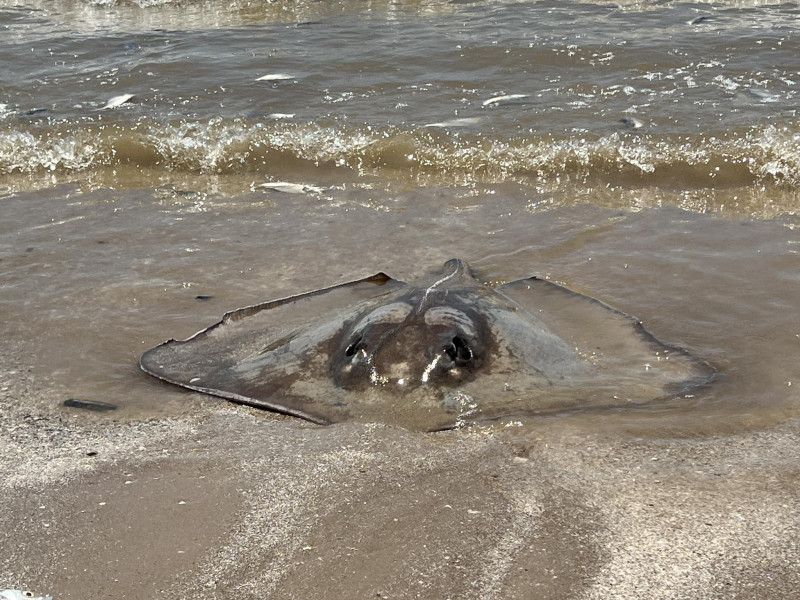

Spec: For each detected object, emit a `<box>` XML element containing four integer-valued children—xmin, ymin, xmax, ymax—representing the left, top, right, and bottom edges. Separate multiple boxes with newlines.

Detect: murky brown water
<box><xmin>2</xmin><ymin>181</ymin><xmax>798</xmax><ymax>435</ymax></box>
<box><xmin>1</xmin><ymin>0</ymin><xmax>799</xmax><ymax>436</ymax></box>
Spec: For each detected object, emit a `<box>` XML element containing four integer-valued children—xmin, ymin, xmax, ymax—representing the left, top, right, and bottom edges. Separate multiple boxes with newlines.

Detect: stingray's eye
<box><xmin>444</xmin><ymin>335</ymin><xmax>473</xmax><ymax>364</ymax></box>
<box><xmin>345</xmin><ymin>335</ymin><xmax>364</xmax><ymax>357</ymax></box>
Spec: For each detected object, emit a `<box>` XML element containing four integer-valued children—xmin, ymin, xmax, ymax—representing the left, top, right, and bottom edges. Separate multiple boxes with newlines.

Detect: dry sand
<box><xmin>2</xmin><ymin>361</ymin><xmax>799</xmax><ymax>600</ymax></box>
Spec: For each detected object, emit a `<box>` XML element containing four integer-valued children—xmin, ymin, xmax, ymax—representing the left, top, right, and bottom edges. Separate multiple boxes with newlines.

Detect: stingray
<box><xmin>140</xmin><ymin>259</ymin><xmax>713</xmax><ymax>431</ymax></box>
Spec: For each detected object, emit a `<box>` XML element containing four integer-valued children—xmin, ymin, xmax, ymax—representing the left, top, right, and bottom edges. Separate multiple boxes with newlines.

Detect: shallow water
<box><xmin>2</xmin><ymin>183</ymin><xmax>798</xmax><ymax>435</ymax></box>
<box><xmin>1</xmin><ymin>0</ymin><xmax>799</xmax><ymax>435</ymax></box>
<box><xmin>3</xmin><ymin>0</ymin><xmax>800</xmax><ymax>204</ymax></box>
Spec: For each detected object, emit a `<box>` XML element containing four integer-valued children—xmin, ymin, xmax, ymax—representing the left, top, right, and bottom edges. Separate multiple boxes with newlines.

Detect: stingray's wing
<box><xmin>492</xmin><ymin>277</ymin><xmax>714</xmax><ymax>412</ymax></box>
<box><xmin>140</xmin><ymin>273</ymin><xmax>405</xmax><ymax>423</ymax></box>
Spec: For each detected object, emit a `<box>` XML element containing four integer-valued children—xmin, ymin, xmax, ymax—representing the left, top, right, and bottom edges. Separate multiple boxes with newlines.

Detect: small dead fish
<box><xmin>745</xmin><ymin>88</ymin><xmax>777</xmax><ymax>103</ymax></box>
<box><xmin>0</xmin><ymin>591</ymin><xmax>53</xmax><ymax>600</ymax></box>
<box><xmin>425</xmin><ymin>117</ymin><xmax>481</xmax><ymax>128</ymax></box>
<box><xmin>482</xmin><ymin>94</ymin><xmax>528</xmax><ymax>107</ymax></box>
<box><xmin>619</xmin><ymin>117</ymin><xmax>644</xmax><ymax>129</ymax></box>
<box><xmin>258</xmin><ymin>181</ymin><xmax>324</xmax><ymax>194</ymax></box>
<box><xmin>256</xmin><ymin>73</ymin><xmax>296</xmax><ymax>82</ymax></box>
<box><xmin>100</xmin><ymin>93</ymin><xmax>135</xmax><ymax>110</ymax></box>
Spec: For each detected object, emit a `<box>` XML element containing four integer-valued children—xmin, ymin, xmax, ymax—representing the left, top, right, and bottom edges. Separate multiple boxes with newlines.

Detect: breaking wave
<box><xmin>2</xmin><ymin>117</ymin><xmax>799</xmax><ymax>192</ymax></box>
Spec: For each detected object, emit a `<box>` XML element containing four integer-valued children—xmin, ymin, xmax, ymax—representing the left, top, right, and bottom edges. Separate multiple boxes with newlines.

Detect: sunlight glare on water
<box><xmin>1</xmin><ymin>0</ymin><xmax>799</xmax><ymax>210</ymax></box>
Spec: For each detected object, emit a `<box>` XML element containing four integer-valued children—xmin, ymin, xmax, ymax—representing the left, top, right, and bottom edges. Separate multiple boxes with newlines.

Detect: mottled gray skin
<box><xmin>140</xmin><ymin>258</ymin><xmax>712</xmax><ymax>430</ymax></box>
<box><xmin>331</xmin><ymin>259</ymin><xmax>492</xmax><ymax>391</ymax></box>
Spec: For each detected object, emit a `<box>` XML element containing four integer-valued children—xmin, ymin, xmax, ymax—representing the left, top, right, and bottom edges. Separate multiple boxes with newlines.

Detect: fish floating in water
<box><xmin>482</xmin><ymin>94</ymin><xmax>529</xmax><ymax>107</ymax></box>
<box><xmin>619</xmin><ymin>117</ymin><xmax>644</xmax><ymax>129</ymax></box>
<box><xmin>255</xmin><ymin>73</ymin><xmax>297</xmax><ymax>82</ymax></box>
<box><xmin>425</xmin><ymin>117</ymin><xmax>482</xmax><ymax>128</ymax></box>
<box><xmin>258</xmin><ymin>181</ymin><xmax>325</xmax><ymax>194</ymax></box>
<box><xmin>141</xmin><ymin>259</ymin><xmax>713</xmax><ymax>431</ymax></box>
<box><xmin>99</xmin><ymin>93</ymin><xmax>135</xmax><ymax>110</ymax></box>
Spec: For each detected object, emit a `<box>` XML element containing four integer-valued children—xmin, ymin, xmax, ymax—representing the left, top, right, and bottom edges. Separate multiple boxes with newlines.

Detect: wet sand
<box><xmin>3</xmin><ymin>366</ymin><xmax>799</xmax><ymax>599</ymax></box>
<box><xmin>2</xmin><ymin>191</ymin><xmax>799</xmax><ymax>599</ymax></box>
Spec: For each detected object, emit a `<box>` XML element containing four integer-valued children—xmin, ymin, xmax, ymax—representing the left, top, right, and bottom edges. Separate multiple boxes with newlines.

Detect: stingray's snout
<box><xmin>332</xmin><ymin>296</ymin><xmax>487</xmax><ymax>390</ymax></box>
<box><xmin>442</xmin><ymin>334</ymin><xmax>475</xmax><ymax>367</ymax></box>
<box><xmin>420</xmin><ymin>333</ymin><xmax>479</xmax><ymax>384</ymax></box>
<box><xmin>334</xmin><ymin>329</ymin><xmax>480</xmax><ymax>389</ymax></box>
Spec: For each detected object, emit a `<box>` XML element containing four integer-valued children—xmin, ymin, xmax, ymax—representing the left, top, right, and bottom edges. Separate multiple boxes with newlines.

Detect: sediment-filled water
<box><xmin>2</xmin><ymin>0</ymin><xmax>799</xmax><ymax>434</ymax></box>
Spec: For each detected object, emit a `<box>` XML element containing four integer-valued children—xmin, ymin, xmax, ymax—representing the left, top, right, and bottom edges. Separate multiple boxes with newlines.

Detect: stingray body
<box><xmin>141</xmin><ymin>259</ymin><xmax>713</xmax><ymax>430</ymax></box>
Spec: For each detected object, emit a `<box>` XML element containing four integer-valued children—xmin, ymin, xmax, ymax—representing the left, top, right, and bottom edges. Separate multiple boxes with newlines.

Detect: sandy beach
<box><xmin>3</xmin><ymin>363</ymin><xmax>799</xmax><ymax>599</ymax></box>
<box><xmin>3</xmin><ymin>1</ymin><xmax>800</xmax><ymax>597</ymax></box>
